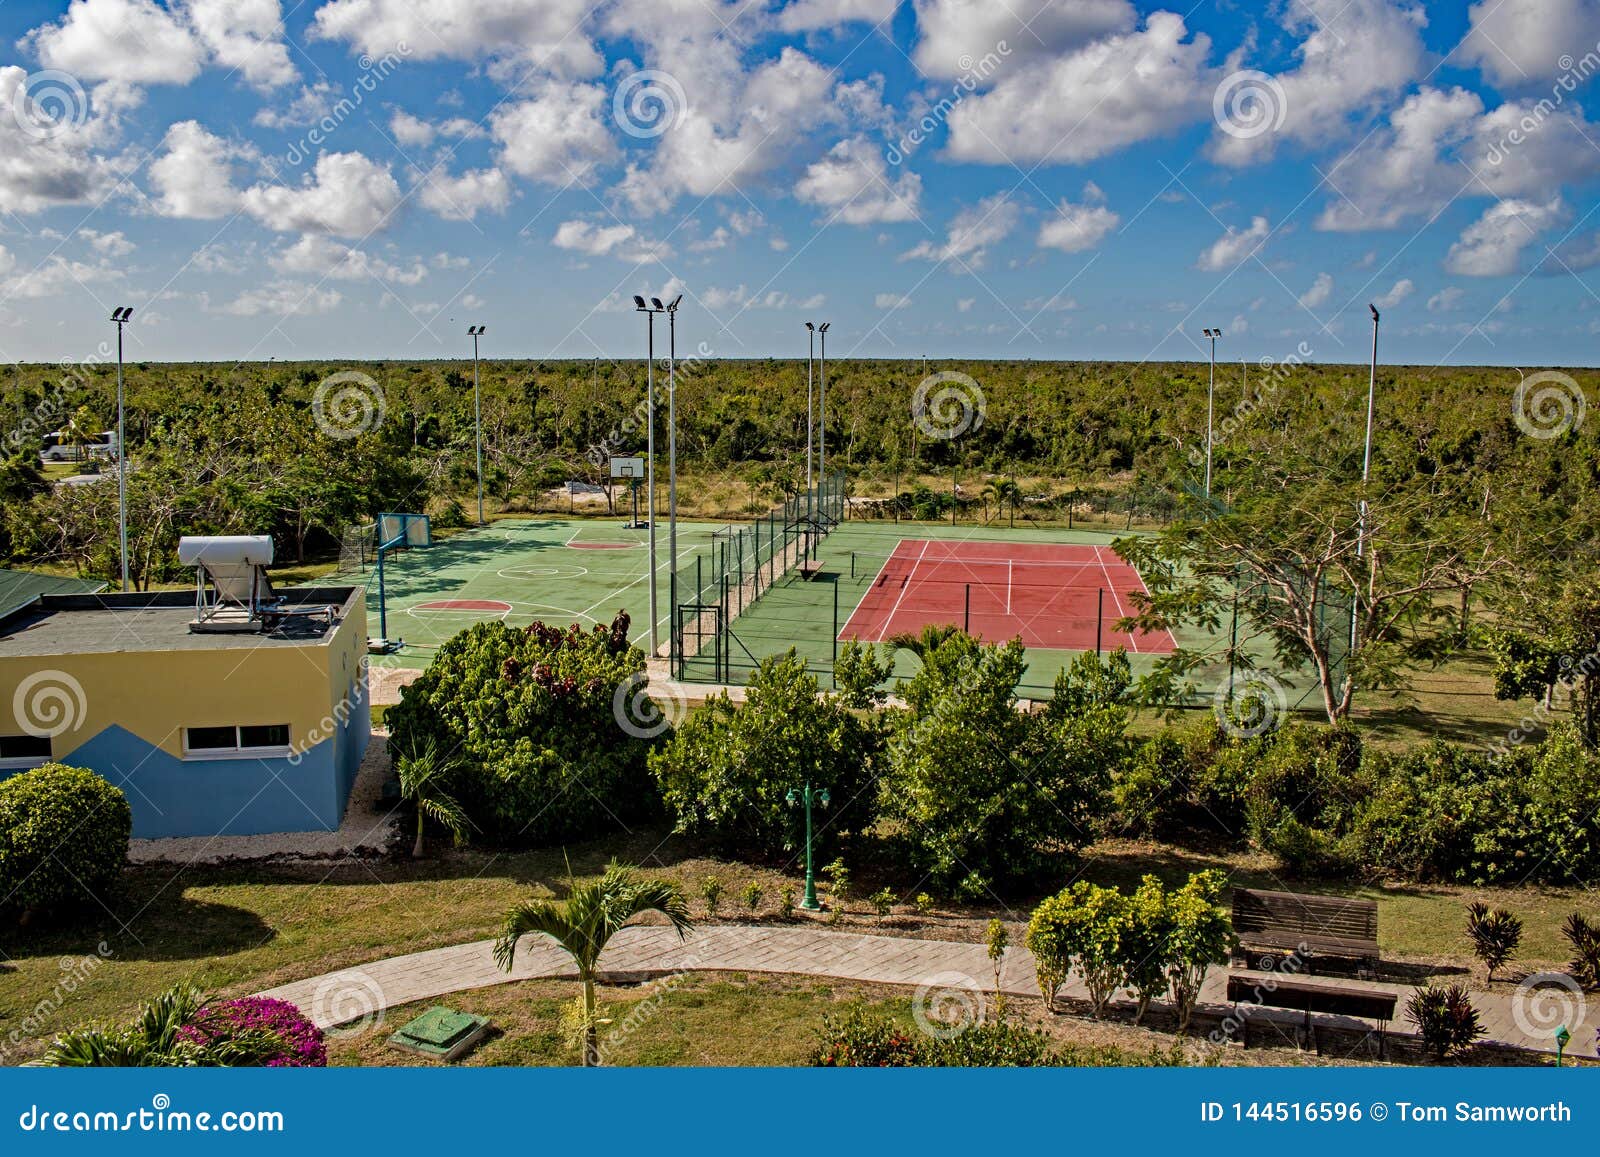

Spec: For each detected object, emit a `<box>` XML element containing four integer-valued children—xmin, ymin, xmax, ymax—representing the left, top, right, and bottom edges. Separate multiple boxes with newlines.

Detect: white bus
<box><xmin>40</xmin><ymin>429</ymin><xmax>119</xmax><ymax>463</ymax></box>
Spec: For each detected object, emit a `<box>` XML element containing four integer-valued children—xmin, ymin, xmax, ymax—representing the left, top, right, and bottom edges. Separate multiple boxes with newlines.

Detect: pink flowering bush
<box><xmin>178</xmin><ymin>996</ymin><xmax>327</xmax><ymax>1067</ymax></box>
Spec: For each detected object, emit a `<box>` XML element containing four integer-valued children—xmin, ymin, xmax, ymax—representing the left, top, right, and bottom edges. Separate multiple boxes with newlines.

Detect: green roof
<box><xmin>0</xmin><ymin>569</ymin><xmax>106</xmax><ymax>619</ymax></box>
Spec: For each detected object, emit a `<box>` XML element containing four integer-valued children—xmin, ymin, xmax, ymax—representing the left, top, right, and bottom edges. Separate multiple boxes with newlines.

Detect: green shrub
<box><xmin>384</xmin><ymin>614</ymin><xmax>656</xmax><ymax>844</ymax></box>
<box><xmin>1564</xmin><ymin>913</ymin><xmax>1600</xmax><ymax>988</ymax></box>
<box><xmin>833</xmin><ymin>639</ymin><xmax>894</xmax><ymax>708</ymax></box>
<box><xmin>808</xmin><ymin>1005</ymin><xmax>921</xmax><ymax>1067</ymax></box>
<box><xmin>650</xmin><ymin>652</ymin><xmax>879</xmax><ymax>857</ymax></box>
<box><xmin>1025</xmin><ymin>881</ymin><xmax>1130</xmax><ymax>1016</ymax></box>
<box><xmin>741</xmin><ymin>881</ymin><xmax>763</xmax><ymax>913</ymax></box>
<box><xmin>0</xmin><ymin>763</ymin><xmax>130</xmax><ymax>921</ymax></box>
<box><xmin>1465</xmin><ymin>902</ymin><xmax>1522</xmax><ymax>983</ymax></box>
<box><xmin>777</xmin><ymin>886</ymin><xmax>796</xmax><ymax>920</ymax></box>
<box><xmin>699</xmin><ymin>876</ymin><xmax>723</xmax><ymax>917</ymax></box>
<box><xmin>870</xmin><ymin>887</ymin><xmax>897</xmax><ymax>920</ymax></box>
<box><xmin>1406</xmin><ymin>983</ymin><xmax>1485</xmax><ymax>1062</ymax></box>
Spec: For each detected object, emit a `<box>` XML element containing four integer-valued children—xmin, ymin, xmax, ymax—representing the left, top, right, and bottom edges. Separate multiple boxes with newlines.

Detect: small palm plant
<box><xmin>494</xmin><ymin>862</ymin><xmax>693</xmax><ymax>1066</ymax></box>
<box><xmin>886</xmin><ymin>623</ymin><xmax>964</xmax><ymax>663</ymax></box>
<box><xmin>43</xmin><ymin>984</ymin><xmax>289</xmax><ymax>1067</ymax></box>
<box><xmin>395</xmin><ymin>738</ymin><xmax>469</xmax><ymax>859</ymax></box>
<box><xmin>1465</xmin><ymin>901</ymin><xmax>1522</xmax><ymax>984</ymax></box>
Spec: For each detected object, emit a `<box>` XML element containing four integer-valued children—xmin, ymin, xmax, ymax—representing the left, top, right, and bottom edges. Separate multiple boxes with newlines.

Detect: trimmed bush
<box><xmin>0</xmin><ymin>763</ymin><xmax>131</xmax><ymax>921</ymax></box>
<box><xmin>1406</xmin><ymin>983</ymin><xmax>1485</xmax><ymax>1062</ymax></box>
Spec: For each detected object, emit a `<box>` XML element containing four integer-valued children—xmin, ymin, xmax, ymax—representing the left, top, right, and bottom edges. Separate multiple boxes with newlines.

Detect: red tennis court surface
<box><xmin>840</xmin><ymin>539</ymin><xmax>1176</xmax><ymax>654</ymax></box>
<box><xmin>414</xmin><ymin>599</ymin><xmax>513</xmax><ymax>613</ymax></box>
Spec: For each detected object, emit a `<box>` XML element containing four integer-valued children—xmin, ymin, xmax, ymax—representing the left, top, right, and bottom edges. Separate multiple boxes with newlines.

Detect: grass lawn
<box><xmin>3</xmin><ymin>825</ymin><xmax>1591</xmax><ymax>1065</ymax></box>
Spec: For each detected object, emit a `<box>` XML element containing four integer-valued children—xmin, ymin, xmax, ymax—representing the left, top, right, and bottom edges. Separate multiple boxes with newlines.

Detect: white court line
<box><xmin>876</xmin><ymin>538</ymin><xmax>931</xmax><ymax>636</ymax></box>
<box><xmin>1006</xmin><ymin>558</ymin><xmax>1013</xmax><ymax>617</ymax></box>
<box><xmin>1095</xmin><ymin>544</ymin><xmax>1137</xmax><ymax>655</ymax></box>
<box><xmin>839</xmin><ymin>538</ymin><xmax>916</xmax><ymax>640</ymax></box>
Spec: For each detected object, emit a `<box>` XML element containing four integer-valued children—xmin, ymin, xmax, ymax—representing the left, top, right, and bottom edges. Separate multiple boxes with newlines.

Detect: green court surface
<box><xmin>361</xmin><ymin>517</ymin><xmax>726</xmax><ymax>671</ymax></box>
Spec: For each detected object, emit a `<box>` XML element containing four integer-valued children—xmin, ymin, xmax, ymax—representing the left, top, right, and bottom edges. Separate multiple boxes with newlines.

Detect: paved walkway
<box><xmin>257</xmin><ymin>923</ymin><xmax>1588</xmax><ymax>1059</ymax></box>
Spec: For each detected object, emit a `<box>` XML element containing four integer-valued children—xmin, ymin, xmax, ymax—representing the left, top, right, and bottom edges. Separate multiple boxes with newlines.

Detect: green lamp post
<box><xmin>1556</xmin><ymin>1025</ymin><xmax>1572</xmax><ymax>1067</ymax></box>
<box><xmin>786</xmin><ymin>783</ymin><xmax>830</xmax><ymax>910</ymax></box>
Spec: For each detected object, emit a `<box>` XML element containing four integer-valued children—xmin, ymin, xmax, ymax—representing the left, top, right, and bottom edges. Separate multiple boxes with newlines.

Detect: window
<box><xmin>0</xmin><ymin>735</ymin><xmax>51</xmax><ymax>768</ymax></box>
<box><xmin>183</xmin><ymin>725</ymin><xmax>291</xmax><ymax>758</ymax></box>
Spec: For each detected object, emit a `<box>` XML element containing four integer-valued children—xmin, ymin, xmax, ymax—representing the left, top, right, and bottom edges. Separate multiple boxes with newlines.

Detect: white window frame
<box><xmin>0</xmin><ymin>735</ymin><xmax>52</xmax><ymax>770</ymax></box>
<box><xmin>182</xmin><ymin>725</ymin><xmax>292</xmax><ymax>761</ymax></box>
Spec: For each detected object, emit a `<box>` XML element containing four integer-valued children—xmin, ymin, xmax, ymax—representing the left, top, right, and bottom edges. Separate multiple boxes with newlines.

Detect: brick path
<box><xmin>258</xmin><ymin>923</ymin><xmax>1587</xmax><ymax>1059</ymax></box>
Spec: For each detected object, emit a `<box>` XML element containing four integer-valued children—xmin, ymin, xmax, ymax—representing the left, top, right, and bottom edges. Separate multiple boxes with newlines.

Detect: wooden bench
<box><xmin>1231</xmin><ymin>888</ymin><xmax>1380</xmax><ymax>975</ymax></box>
<box><xmin>798</xmin><ymin>560</ymin><xmax>825</xmax><ymax>580</ymax></box>
<box><xmin>1225</xmin><ymin>971</ymin><xmax>1397</xmax><ymax>1056</ymax></box>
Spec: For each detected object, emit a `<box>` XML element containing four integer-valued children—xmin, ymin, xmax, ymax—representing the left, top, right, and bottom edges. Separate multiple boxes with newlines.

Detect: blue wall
<box><xmin>0</xmin><ymin>723</ymin><xmax>365</xmax><ymax>839</ymax></box>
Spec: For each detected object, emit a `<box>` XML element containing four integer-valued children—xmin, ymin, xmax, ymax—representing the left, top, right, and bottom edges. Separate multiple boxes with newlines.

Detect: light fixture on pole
<box><xmin>786</xmin><ymin>782</ymin><xmax>831</xmax><ymax>910</ymax></box>
<box><xmin>1354</xmin><ymin>304</ymin><xmax>1380</xmax><ymax>656</ymax></box>
<box><xmin>467</xmin><ymin>325</ymin><xmax>486</xmax><ymax>526</ymax></box>
<box><xmin>804</xmin><ymin>321</ymin><xmax>815</xmax><ymax>498</ymax></box>
<box><xmin>664</xmin><ymin>294</ymin><xmax>682</xmax><ymax>663</ymax></box>
<box><xmin>818</xmin><ymin>322</ymin><xmax>830</xmax><ymax>523</ymax></box>
<box><xmin>1202</xmin><ymin>328</ymin><xmax>1220</xmax><ymax>500</ymax></box>
<box><xmin>634</xmin><ymin>295</ymin><xmax>664</xmax><ymax>655</ymax></box>
<box><xmin>110</xmin><ymin>306</ymin><xmax>133</xmax><ymax>592</ymax></box>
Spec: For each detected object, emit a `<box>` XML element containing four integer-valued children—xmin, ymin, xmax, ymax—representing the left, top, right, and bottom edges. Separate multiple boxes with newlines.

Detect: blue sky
<box><xmin>0</xmin><ymin>0</ymin><xmax>1597</xmax><ymax>367</ymax></box>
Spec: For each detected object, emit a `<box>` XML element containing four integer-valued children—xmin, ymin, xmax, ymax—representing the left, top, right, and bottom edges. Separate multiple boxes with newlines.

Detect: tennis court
<box><xmin>840</xmin><ymin>539</ymin><xmax>1176</xmax><ymax>654</ymax></box>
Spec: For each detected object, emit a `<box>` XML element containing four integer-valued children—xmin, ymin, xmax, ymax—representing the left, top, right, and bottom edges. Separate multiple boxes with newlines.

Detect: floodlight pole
<box><xmin>645</xmin><ymin>309</ymin><xmax>658</xmax><ymax>655</ymax></box>
<box><xmin>1354</xmin><ymin>305</ymin><xmax>1380</xmax><ymax>657</ymax></box>
<box><xmin>819</xmin><ymin>322</ymin><xmax>830</xmax><ymax>521</ymax></box>
<box><xmin>111</xmin><ymin>307</ymin><xmax>131</xmax><ymax>592</ymax></box>
<box><xmin>469</xmin><ymin>326</ymin><xmax>485</xmax><ymax>526</ymax></box>
<box><xmin>805</xmin><ymin>322</ymin><xmax>815</xmax><ymax>522</ymax></box>
<box><xmin>1203</xmin><ymin>327</ymin><xmax>1218</xmax><ymax>501</ymax></box>
<box><xmin>666</xmin><ymin>297</ymin><xmax>681</xmax><ymax>663</ymax></box>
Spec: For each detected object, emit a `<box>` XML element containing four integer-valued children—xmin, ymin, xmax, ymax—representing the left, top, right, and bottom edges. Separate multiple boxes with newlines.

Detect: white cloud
<box><xmin>912</xmin><ymin>0</ymin><xmax>1135</xmax><ymax>79</ymax></box>
<box><xmin>875</xmin><ymin>292</ymin><xmax>911</xmax><ymax>308</ymax></box>
<box><xmin>956</xmin><ymin>297</ymin><xmax>975</xmax><ymax>312</ymax></box>
<box><xmin>1458</xmin><ymin>0</ymin><xmax>1600</xmax><ymax>87</ymax></box>
<box><xmin>1037</xmin><ymin>186</ymin><xmax>1120</xmax><ymax>252</ymax></box>
<box><xmin>81</xmin><ymin>228</ymin><xmax>134</xmax><ymax>256</ymax></box>
<box><xmin>1427</xmin><ymin>286</ymin><xmax>1463</xmax><ymax>311</ymax></box>
<box><xmin>241</xmin><ymin>151</ymin><xmax>402</xmax><ymax>236</ymax></box>
<box><xmin>311</xmin><ymin>0</ymin><xmax>601</xmax><ymax>77</ymax></box>
<box><xmin>1</xmin><ymin>254</ymin><xmax>125</xmax><ymax>300</ymax></box>
<box><xmin>1210</xmin><ymin>0</ymin><xmax>1428</xmax><ymax>166</ymax></box>
<box><xmin>213</xmin><ymin>280</ymin><xmax>342</xmax><ymax>316</ymax></box>
<box><xmin>186</xmin><ymin>0</ymin><xmax>296</xmax><ymax>89</ymax></box>
<box><xmin>1299</xmin><ymin>272</ymin><xmax>1334</xmax><ymax>308</ymax></box>
<box><xmin>271</xmin><ymin>234</ymin><xmax>426</xmax><ymax>285</ymax></box>
<box><xmin>1445</xmin><ymin>198</ymin><xmax>1566</xmax><ymax>276</ymax></box>
<box><xmin>417</xmin><ymin>167</ymin><xmax>512</xmax><ymax>221</ymax></box>
<box><xmin>901</xmin><ymin>193</ymin><xmax>1019</xmax><ymax>267</ymax></box>
<box><xmin>148</xmin><ymin>120</ymin><xmax>247</xmax><ymax>218</ymax></box>
<box><xmin>700</xmin><ymin>285</ymin><xmax>824</xmax><ymax>310</ymax></box>
<box><xmin>390</xmin><ymin>110</ymin><xmax>436</xmax><ymax>148</ymax></box>
<box><xmin>0</xmin><ymin>66</ymin><xmax>117</xmax><ymax>215</ymax></box>
<box><xmin>779</xmin><ymin>0</ymin><xmax>899</xmax><ymax>33</ymax></box>
<box><xmin>491</xmin><ymin>81</ymin><xmax>616</xmax><ymax>185</ymax></box>
<box><xmin>1374</xmin><ymin>278</ymin><xmax>1415</xmax><ymax>307</ymax></box>
<box><xmin>795</xmin><ymin>138</ymin><xmax>922</xmax><ymax>225</ymax></box>
<box><xmin>22</xmin><ymin>0</ymin><xmax>295</xmax><ymax>101</ymax></box>
<box><xmin>1196</xmin><ymin>216</ymin><xmax>1270</xmax><ymax>271</ymax></box>
<box><xmin>551</xmin><ymin>219</ymin><xmax>670</xmax><ymax>263</ymax></box>
<box><xmin>944</xmin><ymin>13</ymin><xmax>1216</xmax><ymax>165</ymax></box>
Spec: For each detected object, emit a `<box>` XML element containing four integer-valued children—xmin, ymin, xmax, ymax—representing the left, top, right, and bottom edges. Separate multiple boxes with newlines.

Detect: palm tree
<box><xmin>494</xmin><ymin>862</ymin><xmax>693</xmax><ymax>1066</ymax></box>
<box><xmin>395</xmin><ymin>738</ymin><xmax>469</xmax><ymax>859</ymax></box>
<box><xmin>985</xmin><ymin>477</ymin><xmax>1023</xmax><ymax>527</ymax></box>
<box><xmin>887</xmin><ymin>622</ymin><xmax>964</xmax><ymax>663</ymax></box>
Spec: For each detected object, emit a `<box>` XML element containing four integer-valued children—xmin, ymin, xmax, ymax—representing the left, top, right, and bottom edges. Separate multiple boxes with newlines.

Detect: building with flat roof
<box><xmin>0</xmin><ymin>586</ymin><xmax>369</xmax><ymax>838</ymax></box>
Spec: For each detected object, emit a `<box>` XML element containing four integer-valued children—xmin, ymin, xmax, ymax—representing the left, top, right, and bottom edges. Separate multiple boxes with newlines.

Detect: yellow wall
<box><xmin>0</xmin><ymin>596</ymin><xmax>365</xmax><ymax>761</ymax></box>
